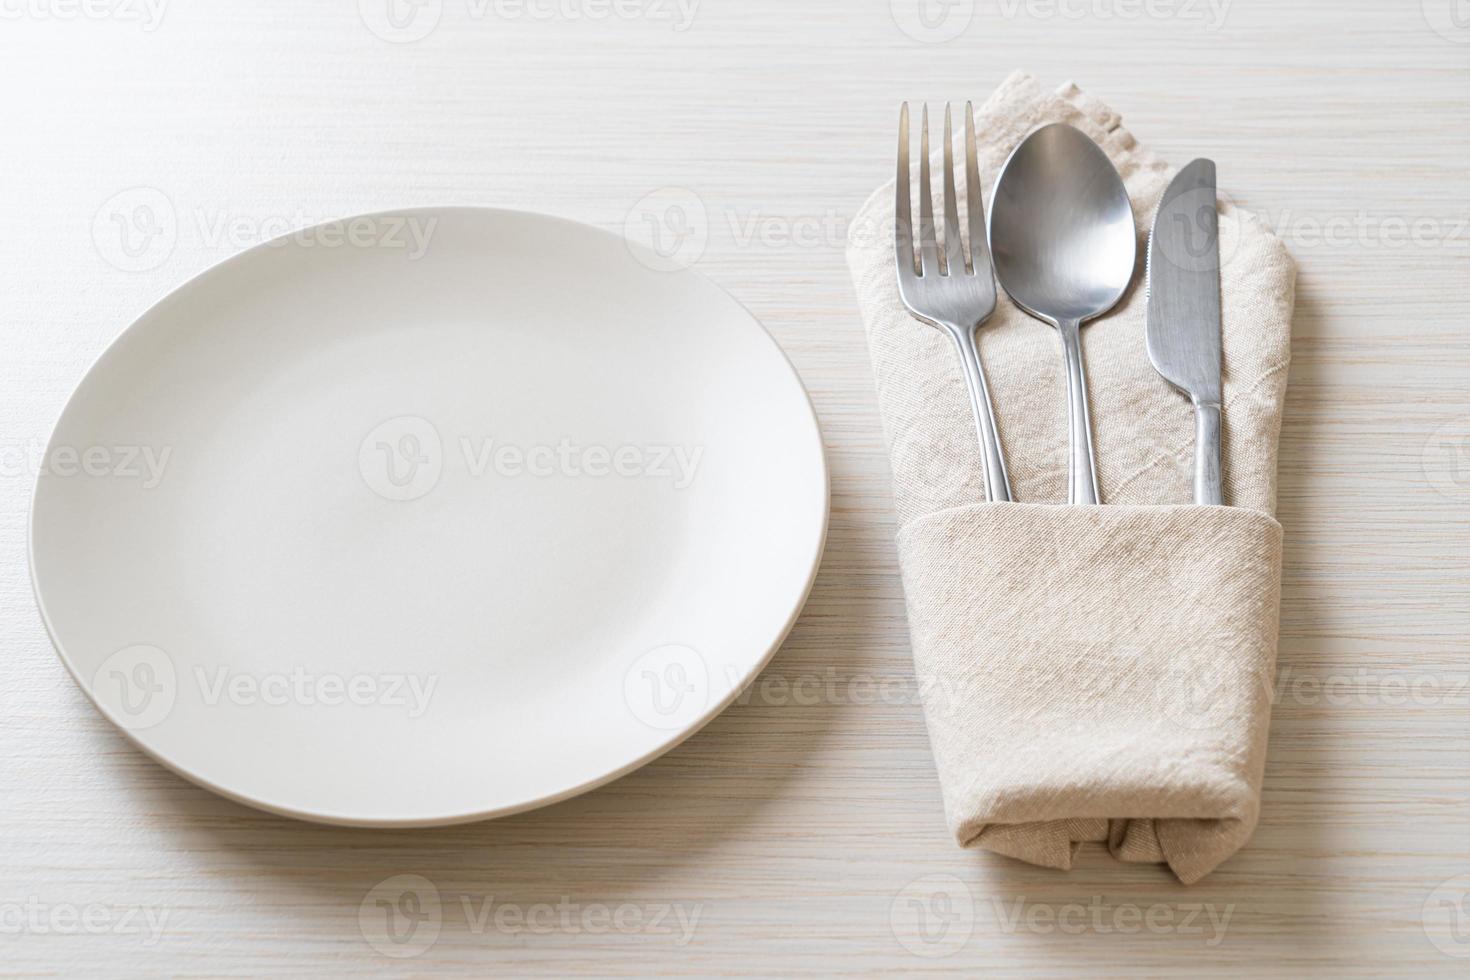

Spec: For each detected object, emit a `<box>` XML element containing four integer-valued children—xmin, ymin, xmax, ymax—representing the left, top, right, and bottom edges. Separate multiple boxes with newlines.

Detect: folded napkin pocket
<box><xmin>897</xmin><ymin>502</ymin><xmax>1282</xmax><ymax>884</ymax></box>
<box><xmin>847</xmin><ymin>71</ymin><xmax>1297</xmax><ymax>882</ymax></box>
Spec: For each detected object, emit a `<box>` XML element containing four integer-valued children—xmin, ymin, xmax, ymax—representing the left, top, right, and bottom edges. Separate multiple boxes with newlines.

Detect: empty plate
<box><xmin>30</xmin><ymin>207</ymin><xmax>828</xmax><ymax>825</ymax></box>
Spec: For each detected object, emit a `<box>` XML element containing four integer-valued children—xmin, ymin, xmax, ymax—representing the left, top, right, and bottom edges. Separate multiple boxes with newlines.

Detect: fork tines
<box><xmin>895</xmin><ymin>101</ymin><xmax>992</xmax><ymax>283</ymax></box>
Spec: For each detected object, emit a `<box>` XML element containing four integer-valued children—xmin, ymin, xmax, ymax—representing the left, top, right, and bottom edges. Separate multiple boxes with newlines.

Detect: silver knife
<box><xmin>1145</xmin><ymin>158</ymin><xmax>1224</xmax><ymax>505</ymax></box>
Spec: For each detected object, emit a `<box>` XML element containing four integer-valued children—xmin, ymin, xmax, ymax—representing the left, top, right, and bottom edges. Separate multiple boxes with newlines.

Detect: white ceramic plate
<box><xmin>30</xmin><ymin>207</ymin><xmax>827</xmax><ymax>826</ymax></box>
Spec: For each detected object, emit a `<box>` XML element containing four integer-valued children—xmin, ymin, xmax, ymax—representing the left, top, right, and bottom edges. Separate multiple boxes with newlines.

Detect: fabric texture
<box><xmin>846</xmin><ymin>71</ymin><xmax>1296</xmax><ymax>883</ymax></box>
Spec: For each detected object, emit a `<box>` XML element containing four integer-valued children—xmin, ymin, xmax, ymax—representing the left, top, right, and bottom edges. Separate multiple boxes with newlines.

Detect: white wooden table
<box><xmin>3</xmin><ymin>1</ymin><xmax>1468</xmax><ymax>975</ymax></box>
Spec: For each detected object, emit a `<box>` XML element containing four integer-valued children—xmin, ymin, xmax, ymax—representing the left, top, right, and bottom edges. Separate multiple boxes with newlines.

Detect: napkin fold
<box><xmin>847</xmin><ymin>71</ymin><xmax>1295</xmax><ymax>883</ymax></box>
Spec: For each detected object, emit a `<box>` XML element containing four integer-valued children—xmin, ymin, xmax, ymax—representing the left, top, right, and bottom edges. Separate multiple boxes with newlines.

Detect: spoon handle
<box><xmin>1058</xmin><ymin>319</ymin><xmax>1100</xmax><ymax>505</ymax></box>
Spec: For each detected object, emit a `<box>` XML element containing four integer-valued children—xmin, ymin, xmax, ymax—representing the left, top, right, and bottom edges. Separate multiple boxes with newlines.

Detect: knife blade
<box><xmin>1145</xmin><ymin>158</ymin><xmax>1223</xmax><ymax>505</ymax></box>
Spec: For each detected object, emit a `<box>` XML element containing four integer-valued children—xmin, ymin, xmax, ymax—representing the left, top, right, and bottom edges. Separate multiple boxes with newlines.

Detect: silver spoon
<box><xmin>988</xmin><ymin>123</ymin><xmax>1136</xmax><ymax>505</ymax></box>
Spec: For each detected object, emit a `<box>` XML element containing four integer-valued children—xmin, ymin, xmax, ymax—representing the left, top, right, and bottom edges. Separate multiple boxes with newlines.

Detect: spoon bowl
<box><xmin>988</xmin><ymin>123</ymin><xmax>1136</xmax><ymax>503</ymax></box>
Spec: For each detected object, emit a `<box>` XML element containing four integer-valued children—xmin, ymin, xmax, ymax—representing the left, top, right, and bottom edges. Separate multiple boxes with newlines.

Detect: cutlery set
<box><xmin>895</xmin><ymin>102</ymin><xmax>1224</xmax><ymax>506</ymax></box>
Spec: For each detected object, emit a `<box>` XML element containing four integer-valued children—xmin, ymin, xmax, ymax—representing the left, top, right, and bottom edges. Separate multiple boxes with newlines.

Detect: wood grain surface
<box><xmin>2</xmin><ymin>0</ymin><xmax>1468</xmax><ymax>975</ymax></box>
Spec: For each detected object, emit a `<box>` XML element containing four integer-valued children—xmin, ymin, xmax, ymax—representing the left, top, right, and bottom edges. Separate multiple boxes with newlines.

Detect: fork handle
<box><xmin>952</xmin><ymin>326</ymin><xmax>1012</xmax><ymax>503</ymax></box>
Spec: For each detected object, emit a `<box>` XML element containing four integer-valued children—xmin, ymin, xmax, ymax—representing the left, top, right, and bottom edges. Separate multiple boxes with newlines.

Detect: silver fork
<box><xmin>894</xmin><ymin>102</ymin><xmax>1012</xmax><ymax>503</ymax></box>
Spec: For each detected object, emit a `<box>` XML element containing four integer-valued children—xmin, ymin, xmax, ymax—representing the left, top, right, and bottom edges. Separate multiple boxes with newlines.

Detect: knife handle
<box><xmin>1194</xmin><ymin>401</ymin><xmax>1223</xmax><ymax>506</ymax></box>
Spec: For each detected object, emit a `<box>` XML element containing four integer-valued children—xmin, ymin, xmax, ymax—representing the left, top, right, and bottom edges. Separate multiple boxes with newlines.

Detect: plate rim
<box><xmin>28</xmin><ymin>204</ymin><xmax>830</xmax><ymax>827</ymax></box>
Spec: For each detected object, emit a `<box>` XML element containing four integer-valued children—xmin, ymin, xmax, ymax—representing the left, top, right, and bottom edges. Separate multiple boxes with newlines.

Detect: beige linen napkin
<box><xmin>847</xmin><ymin>71</ymin><xmax>1295</xmax><ymax>883</ymax></box>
